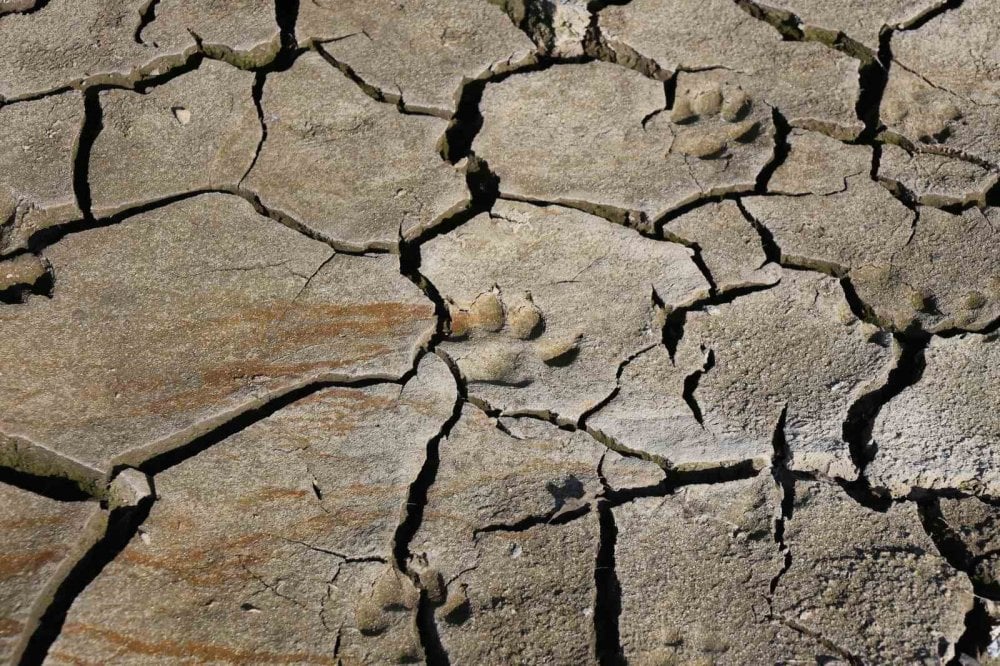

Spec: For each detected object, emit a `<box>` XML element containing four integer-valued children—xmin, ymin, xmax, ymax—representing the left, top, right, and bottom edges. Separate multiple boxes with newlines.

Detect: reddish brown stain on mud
<box><xmin>57</xmin><ymin>623</ymin><xmax>339</xmax><ymax>665</ymax></box>
<box><xmin>0</xmin><ymin>549</ymin><xmax>59</xmax><ymax>579</ymax></box>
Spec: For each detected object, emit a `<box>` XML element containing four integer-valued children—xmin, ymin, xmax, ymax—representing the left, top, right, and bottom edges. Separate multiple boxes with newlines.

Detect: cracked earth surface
<box><xmin>2</xmin><ymin>0</ymin><xmax>1000</xmax><ymax>664</ymax></box>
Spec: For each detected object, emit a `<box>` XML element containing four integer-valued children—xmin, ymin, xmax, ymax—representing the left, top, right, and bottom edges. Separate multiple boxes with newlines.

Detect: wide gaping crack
<box><xmin>17</xmin><ymin>494</ymin><xmax>151</xmax><ymax>666</ymax></box>
<box><xmin>441</xmin><ymin>57</ymin><xmax>567</xmax><ymax>164</ymax></box>
<box><xmin>854</xmin><ymin>27</ymin><xmax>892</xmax><ymax>143</ymax></box>
<box><xmin>0</xmin><ymin>430</ymin><xmax>110</xmax><ymax>501</ymax></box>
<box><xmin>766</xmin><ymin>405</ymin><xmax>794</xmax><ymax>606</ymax></box>
<box><xmin>0</xmin><ymin>465</ymin><xmax>91</xmax><ymax>503</ymax></box>
<box><xmin>132</xmin><ymin>0</ymin><xmax>161</xmax><ymax>45</ymax></box>
<box><xmin>70</xmin><ymin>88</ymin><xmax>102</xmax><ymax>224</ymax></box>
<box><xmin>239</xmin><ymin>71</ymin><xmax>268</xmax><ymax>187</ymax></box>
<box><xmin>593</xmin><ymin>498</ymin><xmax>622</xmax><ymax>666</ymax></box>
<box><xmin>841</xmin><ymin>334</ymin><xmax>927</xmax><ymax>479</ymax></box>
<box><xmin>917</xmin><ymin>496</ymin><xmax>995</xmax><ymax>663</ymax></box>
<box><xmin>680</xmin><ymin>346</ymin><xmax>714</xmax><ymax>427</ymax></box>
<box><xmin>389</xmin><ymin>352</ymin><xmax>464</xmax><ymax>666</ymax></box>
<box><xmin>660</xmin><ymin>279</ymin><xmax>781</xmax><ymax>360</ymax></box>
<box><xmin>0</xmin><ymin>252</ymin><xmax>53</xmax><ymax>303</ymax></box>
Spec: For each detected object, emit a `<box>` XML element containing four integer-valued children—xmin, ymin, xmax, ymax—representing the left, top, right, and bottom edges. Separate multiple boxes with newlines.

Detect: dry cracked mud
<box><xmin>2</xmin><ymin>1</ymin><xmax>1000</xmax><ymax>665</ymax></box>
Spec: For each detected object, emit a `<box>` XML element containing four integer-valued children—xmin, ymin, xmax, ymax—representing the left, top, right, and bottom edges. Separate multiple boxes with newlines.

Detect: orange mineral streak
<box><xmin>0</xmin><ymin>549</ymin><xmax>59</xmax><ymax>579</ymax></box>
<box><xmin>237</xmin><ymin>486</ymin><xmax>311</xmax><ymax>506</ymax></box>
<box><xmin>0</xmin><ymin>617</ymin><xmax>23</xmax><ymax>638</ymax></box>
<box><xmin>201</xmin><ymin>300</ymin><xmax>433</xmax><ymax>341</ymax></box>
<box><xmin>134</xmin><ymin>357</ymin><xmax>378</xmax><ymax>417</ymax></box>
<box><xmin>0</xmin><ymin>513</ymin><xmax>71</xmax><ymax>530</ymax></box>
<box><xmin>119</xmin><ymin>514</ymin><xmax>365</xmax><ymax>586</ymax></box>
<box><xmin>58</xmin><ymin>623</ymin><xmax>339</xmax><ymax>665</ymax></box>
<box><xmin>263</xmin><ymin>301</ymin><xmax>434</xmax><ymax>343</ymax></box>
<box><xmin>315</xmin><ymin>387</ymin><xmax>397</xmax><ymax>410</ymax></box>
<box><xmin>42</xmin><ymin>651</ymin><xmax>100</xmax><ymax>666</ymax></box>
<box><xmin>120</xmin><ymin>534</ymin><xmax>274</xmax><ymax>585</ymax></box>
<box><xmin>119</xmin><ymin>304</ymin><xmax>434</xmax><ymax>418</ymax></box>
<box><xmin>280</xmin><ymin>385</ymin><xmax>445</xmax><ymax>435</ymax></box>
<box><xmin>293</xmin><ymin>505</ymin><xmax>402</xmax><ymax>539</ymax></box>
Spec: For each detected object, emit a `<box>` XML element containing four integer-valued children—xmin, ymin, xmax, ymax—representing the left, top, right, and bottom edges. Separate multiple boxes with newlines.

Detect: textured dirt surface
<box><xmin>2</xmin><ymin>1</ymin><xmax>1000</xmax><ymax>664</ymax></box>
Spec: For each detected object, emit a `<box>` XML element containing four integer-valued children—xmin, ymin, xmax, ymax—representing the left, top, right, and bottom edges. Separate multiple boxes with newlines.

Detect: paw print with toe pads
<box><xmin>669</xmin><ymin>79</ymin><xmax>761</xmax><ymax>159</ymax></box>
<box><xmin>447</xmin><ymin>288</ymin><xmax>584</xmax><ymax>386</ymax></box>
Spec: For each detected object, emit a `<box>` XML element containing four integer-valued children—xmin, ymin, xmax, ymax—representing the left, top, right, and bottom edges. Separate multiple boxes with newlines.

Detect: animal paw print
<box><xmin>669</xmin><ymin>80</ymin><xmax>760</xmax><ymax>159</ymax></box>
<box><xmin>353</xmin><ymin>567</ymin><xmax>422</xmax><ymax>663</ymax></box>
<box><xmin>447</xmin><ymin>288</ymin><xmax>583</xmax><ymax>384</ymax></box>
<box><xmin>882</xmin><ymin>81</ymin><xmax>963</xmax><ymax>144</ymax></box>
<box><xmin>410</xmin><ymin>555</ymin><xmax>473</xmax><ymax>626</ymax></box>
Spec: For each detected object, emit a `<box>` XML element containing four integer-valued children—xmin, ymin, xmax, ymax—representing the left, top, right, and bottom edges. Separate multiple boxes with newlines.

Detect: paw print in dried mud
<box><xmin>669</xmin><ymin>81</ymin><xmax>761</xmax><ymax>159</ymax></box>
<box><xmin>352</xmin><ymin>566</ymin><xmax>423</xmax><ymax>662</ymax></box>
<box><xmin>447</xmin><ymin>289</ymin><xmax>583</xmax><ymax>385</ymax></box>
<box><xmin>882</xmin><ymin>83</ymin><xmax>964</xmax><ymax>144</ymax></box>
<box><xmin>410</xmin><ymin>554</ymin><xmax>473</xmax><ymax>626</ymax></box>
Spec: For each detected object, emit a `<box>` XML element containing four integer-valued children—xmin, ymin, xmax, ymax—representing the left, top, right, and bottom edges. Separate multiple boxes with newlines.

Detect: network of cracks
<box><xmin>2</xmin><ymin>0</ymin><xmax>1000</xmax><ymax>664</ymax></box>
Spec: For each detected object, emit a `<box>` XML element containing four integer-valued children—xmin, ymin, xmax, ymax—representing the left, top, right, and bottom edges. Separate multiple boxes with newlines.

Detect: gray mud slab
<box><xmin>3</xmin><ymin>1</ymin><xmax>1000</xmax><ymax>663</ymax></box>
<box><xmin>0</xmin><ymin>194</ymin><xmax>436</xmax><ymax>489</ymax></box>
<box><xmin>423</xmin><ymin>199</ymin><xmax>709</xmax><ymax>421</ymax></box>
<box><xmin>46</xmin><ymin>355</ymin><xmax>456</xmax><ymax>665</ymax></box>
